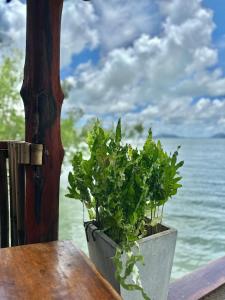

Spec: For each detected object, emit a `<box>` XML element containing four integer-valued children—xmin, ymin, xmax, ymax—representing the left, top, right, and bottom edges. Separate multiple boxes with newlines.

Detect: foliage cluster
<box><xmin>67</xmin><ymin>119</ymin><xmax>183</xmax><ymax>299</ymax></box>
<box><xmin>0</xmin><ymin>55</ymin><xmax>24</xmax><ymax>139</ymax></box>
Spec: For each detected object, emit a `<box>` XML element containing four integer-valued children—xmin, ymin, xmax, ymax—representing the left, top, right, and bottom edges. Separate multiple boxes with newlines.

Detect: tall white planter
<box><xmin>86</xmin><ymin>223</ymin><xmax>177</xmax><ymax>300</ymax></box>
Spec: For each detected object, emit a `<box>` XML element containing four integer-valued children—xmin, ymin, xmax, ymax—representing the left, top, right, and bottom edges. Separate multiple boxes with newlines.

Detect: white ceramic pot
<box><xmin>85</xmin><ymin>222</ymin><xmax>177</xmax><ymax>300</ymax></box>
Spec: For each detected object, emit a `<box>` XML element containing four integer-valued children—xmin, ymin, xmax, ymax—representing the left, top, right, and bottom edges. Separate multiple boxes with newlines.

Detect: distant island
<box><xmin>154</xmin><ymin>134</ymin><xmax>182</xmax><ymax>139</ymax></box>
<box><xmin>211</xmin><ymin>133</ymin><xmax>225</xmax><ymax>138</ymax></box>
<box><xmin>151</xmin><ymin>133</ymin><xmax>225</xmax><ymax>139</ymax></box>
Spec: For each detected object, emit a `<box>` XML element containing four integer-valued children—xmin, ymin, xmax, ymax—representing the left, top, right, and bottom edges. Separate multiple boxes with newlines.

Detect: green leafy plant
<box><xmin>0</xmin><ymin>54</ymin><xmax>24</xmax><ymax>140</ymax></box>
<box><xmin>67</xmin><ymin>119</ymin><xmax>183</xmax><ymax>300</ymax></box>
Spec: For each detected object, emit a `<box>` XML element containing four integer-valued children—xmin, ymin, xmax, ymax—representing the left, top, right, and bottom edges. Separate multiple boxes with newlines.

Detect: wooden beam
<box><xmin>0</xmin><ymin>141</ymin><xmax>9</xmax><ymax>151</ymax></box>
<box><xmin>8</xmin><ymin>142</ymin><xmax>28</xmax><ymax>246</ymax></box>
<box><xmin>20</xmin><ymin>0</ymin><xmax>64</xmax><ymax>243</ymax></box>
<box><xmin>0</xmin><ymin>149</ymin><xmax>9</xmax><ymax>247</ymax></box>
<box><xmin>168</xmin><ymin>256</ymin><xmax>225</xmax><ymax>300</ymax></box>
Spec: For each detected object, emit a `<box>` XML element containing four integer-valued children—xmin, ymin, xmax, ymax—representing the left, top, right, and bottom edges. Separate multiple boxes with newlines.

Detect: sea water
<box><xmin>59</xmin><ymin>138</ymin><xmax>225</xmax><ymax>280</ymax></box>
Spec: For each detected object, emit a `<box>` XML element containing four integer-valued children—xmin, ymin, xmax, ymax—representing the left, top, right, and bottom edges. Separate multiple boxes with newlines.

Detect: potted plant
<box><xmin>67</xmin><ymin>119</ymin><xmax>183</xmax><ymax>300</ymax></box>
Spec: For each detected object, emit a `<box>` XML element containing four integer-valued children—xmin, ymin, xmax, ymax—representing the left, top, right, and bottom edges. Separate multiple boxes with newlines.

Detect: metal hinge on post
<box><xmin>17</xmin><ymin>142</ymin><xmax>43</xmax><ymax>166</ymax></box>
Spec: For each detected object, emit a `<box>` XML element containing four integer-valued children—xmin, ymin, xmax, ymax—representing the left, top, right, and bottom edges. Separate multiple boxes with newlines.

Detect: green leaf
<box><xmin>175</xmin><ymin>160</ymin><xmax>184</xmax><ymax>170</ymax></box>
<box><xmin>115</xmin><ymin>118</ymin><xmax>122</xmax><ymax>144</ymax></box>
<box><xmin>68</xmin><ymin>172</ymin><xmax>74</xmax><ymax>187</ymax></box>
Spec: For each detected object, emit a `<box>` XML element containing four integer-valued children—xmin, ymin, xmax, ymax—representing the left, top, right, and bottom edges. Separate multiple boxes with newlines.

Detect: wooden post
<box><xmin>20</xmin><ymin>0</ymin><xmax>64</xmax><ymax>243</ymax></box>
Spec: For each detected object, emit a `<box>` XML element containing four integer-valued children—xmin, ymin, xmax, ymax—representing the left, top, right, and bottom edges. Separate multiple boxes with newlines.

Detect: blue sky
<box><xmin>61</xmin><ymin>48</ymin><xmax>100</xmax><ymax>79</ymax></box>
<box><xmin>1</xmin><ymin>0</ymin><xmax>225</xmax><ymax>137</ymax></box>
<box><xmin>204</xmin><ymin>0</ymin><xmax>225</xmax><ymax>40</ymax></box>
<box><xmin>203</xmin><ymin>0</ymin><xmax>225</xmax><ymax>72</ymax></box>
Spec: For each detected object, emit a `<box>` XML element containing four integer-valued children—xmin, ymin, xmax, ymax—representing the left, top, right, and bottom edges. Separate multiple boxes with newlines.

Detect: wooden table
<box><xmin>0</xmin><ymin>241</ymin><xmax>121</xmax><ymax>300</ymax></box>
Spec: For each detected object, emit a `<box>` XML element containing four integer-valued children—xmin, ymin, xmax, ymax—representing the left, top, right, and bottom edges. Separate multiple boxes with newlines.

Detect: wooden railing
<box><xmin>0</xmin><ymin>141</ymin><xmax>43</xmax><ymax>248</ymax></box>
<box><xmin>168</xmin><ymin>255</ymin><xmax>225</xmax><ymax>299</ymax></box>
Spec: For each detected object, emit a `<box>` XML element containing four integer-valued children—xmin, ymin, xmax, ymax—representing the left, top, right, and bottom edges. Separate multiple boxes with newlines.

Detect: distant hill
<box><xmin>154</xmin><ymin>133</ymin><xmax>183</xmax><ymax>139</ymax></box>
<box><xmin>211</xmin><ymin>133</ymin><xmax>225</xmax><ymax>138</ymax></box>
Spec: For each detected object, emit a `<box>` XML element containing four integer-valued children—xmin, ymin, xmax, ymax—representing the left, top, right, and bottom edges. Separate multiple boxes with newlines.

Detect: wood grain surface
<box><xmin>0</xmin><ymin>241</ymin><xmax>121</xmax><ymax>300</ymax></box>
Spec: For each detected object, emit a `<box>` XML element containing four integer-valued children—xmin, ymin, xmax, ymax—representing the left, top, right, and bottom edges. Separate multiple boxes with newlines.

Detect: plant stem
<box><xmin>161</xmin><ymin>205</ymin><xmax>164</xmax><ymax>224</ymax></box>
<box><xmin>96</xmin><ymin>199</ymin><xmax>99</xmax><ymax>226</ymax></box>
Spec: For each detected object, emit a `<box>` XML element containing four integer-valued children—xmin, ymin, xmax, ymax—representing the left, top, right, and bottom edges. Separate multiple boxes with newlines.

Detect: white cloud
<box><xmin>66</xmin><ymin>0</ymin><xmax>225</xmax><ymax>136</ymax></box>
<box><xmin>61</xmin><ymin>1</ymin><xmax>99</xmax><ymax>67</ymax></box>
<box><xmin>3</xmin><ymin>0</ymin><xmax>158</xmax><ymax>66</ymax></box>
<box><xmin>0</xmin><ymin>0</ymin><xmax>26</xmax><ymax>59</ymax></box>
<box><xmin>91</xmin><ymin>0</ymin><xmax>161</xmax><ymax>51</ymax></box>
